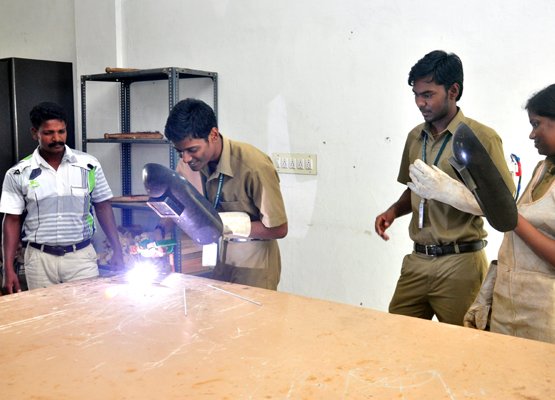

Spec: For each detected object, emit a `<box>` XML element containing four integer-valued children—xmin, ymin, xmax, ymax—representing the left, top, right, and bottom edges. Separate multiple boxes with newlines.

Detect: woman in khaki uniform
<box><xmin>464</xmin><ymin>84</ymin><xmax>555</xmax><ymax>343</ymax></box>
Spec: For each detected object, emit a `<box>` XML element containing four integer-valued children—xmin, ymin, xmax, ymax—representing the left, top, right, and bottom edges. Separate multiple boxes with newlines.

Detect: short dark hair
<box><xmin>525</xmin><ymin>84</ymin><xmax>555</xmax><ymax>120</ymax></box>
<box><xmin>29</xmin><ymin>102</ymin><xmax>68</xmax><ymax>129</ymax></box>
<box><xmin>164</xmin><ymin>98</ymin><xmax>217</xmax><ymax>142</ymax></box>
<box><xmin>408</xmin><ymin>50</ymin><xmax>464</xmax><ymax>101</ymax></box>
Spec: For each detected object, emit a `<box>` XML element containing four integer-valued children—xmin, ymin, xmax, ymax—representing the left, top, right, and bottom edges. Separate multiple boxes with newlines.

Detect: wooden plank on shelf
<box><xmin>105</xmin><ymin>67</ymin><xmax>140</xmax><ymax>73</ymax></box>
<box><xmin>111</xmin><ymin>195</ymin><xmax>150</xmax><ymax>202</ymax></box>
<box><xmin>103</xmin><ymin>131</ymin><xmax>164</xmax><ymax>140</ymax></box>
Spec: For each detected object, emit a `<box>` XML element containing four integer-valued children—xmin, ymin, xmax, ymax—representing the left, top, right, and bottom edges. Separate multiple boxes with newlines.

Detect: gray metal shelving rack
<box><xmin>81</xmin><ymin>67</ymin><xmax>218</xmax><ymax>272</ymax></box>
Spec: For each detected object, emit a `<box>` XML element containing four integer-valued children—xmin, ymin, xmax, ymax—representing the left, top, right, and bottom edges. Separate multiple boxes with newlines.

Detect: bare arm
<box><xmin>514</xmin><ymin>214</ymin><xmax>555</xmax><ymax>269</ymax></box>
<box><xmin>374</xmin><ymin>188</ymin><xmax>412</xmax><ymax>241</ymax></box>
<box><xmin>93</xmin><ymin>200</ymin><xmax>124</xmax><ymax>268</ymax></box>
<box><xmin>249</xmin><ymin>221</ymin><xmax>288</xmax><ymax>240</ymax></box>
<box><xmin>2</xmin><ymin>214</ymin><xmax>22</xmax><ymax>294</ymax></box>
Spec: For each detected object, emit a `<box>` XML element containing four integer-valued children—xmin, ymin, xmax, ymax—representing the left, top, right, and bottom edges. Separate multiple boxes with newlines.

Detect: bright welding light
<box><xmin>125</xmin><ymin>260</ymin><xmax>159</xmax><ymax>293</ymax></box>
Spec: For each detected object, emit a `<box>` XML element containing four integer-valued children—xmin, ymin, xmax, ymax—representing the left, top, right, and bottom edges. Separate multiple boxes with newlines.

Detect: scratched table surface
<box><xmin>1</xmin><ymin>274</ymin><xmax>554</xmax><ymax>399</ymax></box>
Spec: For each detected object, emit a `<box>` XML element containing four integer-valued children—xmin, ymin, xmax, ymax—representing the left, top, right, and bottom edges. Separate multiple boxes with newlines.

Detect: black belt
<box><xmin>29</xmin><ymin>239</ymin><xmax>91</xmax><ymax>256</ymax></box>
<box><xmin>414</xmin><ymin>240</ymin><xmax>487</xmax><ymax>257</ymax></box>
<box><xmin>223</xmin><ymin>237</ymin><xmax>267</xmax><ymax>243</ymax></box>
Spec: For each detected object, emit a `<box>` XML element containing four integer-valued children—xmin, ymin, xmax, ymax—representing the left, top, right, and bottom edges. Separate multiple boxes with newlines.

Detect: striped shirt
<box><xmin>0</xmin><ymin>146</ymin><xmax>113</xmax><ymax>245</ymax></box>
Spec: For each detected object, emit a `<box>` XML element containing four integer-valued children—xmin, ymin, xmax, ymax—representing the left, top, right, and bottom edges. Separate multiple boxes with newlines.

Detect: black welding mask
<box><xmin>449</xmin><ymin>122</ymin><xmax>518</xmax><ymax>232</ymax></box>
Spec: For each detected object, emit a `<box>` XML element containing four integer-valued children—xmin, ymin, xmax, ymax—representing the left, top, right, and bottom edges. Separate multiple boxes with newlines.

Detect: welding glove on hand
<box><xmin>464</xmin><ymin>261</ymin><xmax>498</xmax><ymax>330</ymax></box>
<box><xmin>218</xmin><ymin>212</ymin><xmax>251</xmax><ymax>238</ymax></box>
<box><xmin>407</xmin><ymin>159</ymin><xmax>482</xmax><ymax>215</ymax></box>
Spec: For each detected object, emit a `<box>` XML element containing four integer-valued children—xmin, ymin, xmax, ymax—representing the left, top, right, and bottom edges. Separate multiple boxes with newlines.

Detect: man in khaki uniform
<box><xmin>374</xmin><ymin>50</ymin><xmax>515</xmax><ymax>325</ymax></box>
<box><xmin>165</xmin><ymin>98</ymin><xmax>288</xmax><ymax>290</ymax></box>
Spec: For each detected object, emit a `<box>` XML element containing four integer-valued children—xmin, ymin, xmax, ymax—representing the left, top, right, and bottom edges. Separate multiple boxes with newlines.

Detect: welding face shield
<box><xmin>142</xmin><ymin>163</ymin><xmax>223</xmax><ymax>244</ymax></box>
<box><xmin>449</xmin><ymin>123</ymin><xmax>518</xmax><ymax>232</ymax></box>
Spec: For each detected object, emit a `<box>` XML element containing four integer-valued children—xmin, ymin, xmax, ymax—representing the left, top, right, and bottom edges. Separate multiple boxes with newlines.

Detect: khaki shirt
<box><xmin>531</xmin><ymin>156</ymin><xmax>555</xmax><ymax>200</ymax></box>
<box><xmin>398</xmin><ymin>109</ymin><xmax>515</xmax><ymax>245</ymax></box>
<box><xmin>200</xmin><ymin>136</ymin><xmax>287</xmax><ymax>281</ymax></box>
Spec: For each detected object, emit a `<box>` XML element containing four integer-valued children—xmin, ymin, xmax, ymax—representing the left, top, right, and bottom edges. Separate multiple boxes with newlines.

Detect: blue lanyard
<box><xmin>418</xmin><ymin>132</ymin><xmax>451</xmax><ymax>230</ymax></box>
<box><xmin>209</xmin><ymin>173</ymin><xmax>224</xmax><ymax>210</ymax></box>
<box><xmin>422</xmin><ymin>132</ymin><xmax>452</xmax><ymax>166</ymax></box>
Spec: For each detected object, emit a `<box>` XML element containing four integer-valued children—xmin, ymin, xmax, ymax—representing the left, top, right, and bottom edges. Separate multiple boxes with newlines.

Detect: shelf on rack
<box><xmin>110</xmin><ymin>196</ymin><xmax>150</xmax><ymax>211</ymax></box>
<box><xmin>81</xmin><ymin>67</ymin><xmax>217</xmax><ymax>83</ymax></box>
<box><xmin>87</xmin><ymin>138</ymin><xmax>170</xmax><ymax>145</ymax></box>
<box><xmin>110</xmin><ymin>202</ymin><xmax>151</xmax><ymax>211</ymax></box>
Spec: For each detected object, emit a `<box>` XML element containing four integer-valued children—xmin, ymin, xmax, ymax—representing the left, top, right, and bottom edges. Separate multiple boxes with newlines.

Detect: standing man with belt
<box><xmin>374</xmin><ymin>50</ymin><xmax>515</xmax><ymax>325</ymax></box>
<box><xmin>0</xmin><ymin>102</ymin><xmax>123</xmax><ymax>294</ymax></box>
<box><xmin>164</xmin><ymin>98</ymin><xmax>288</xmax><ymax>290</ymax></box>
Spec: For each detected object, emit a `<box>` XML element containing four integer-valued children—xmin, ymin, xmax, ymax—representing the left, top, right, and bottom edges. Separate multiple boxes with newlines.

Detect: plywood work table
<box><xmin>1</xmin><ymin>273</ymin><xmax>554</xmax><ymax>399</ymax></box>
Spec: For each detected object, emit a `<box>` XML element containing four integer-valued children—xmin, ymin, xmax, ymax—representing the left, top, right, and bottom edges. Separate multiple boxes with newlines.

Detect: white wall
<box><xmin>0</xmin><ymin>0</ymin><xmax>76</xmax><ymax>62</ymax></box>
<box><xmin>0</xmin><ymin>0</ymin><xmax>78</xmax><ymax>137</ymax></box>
<box><xmin>2</xmin><ymin>0</ymin><xmax>554</xmax><ymax>311</ymax></box>
<box><xmin>116</xmin><ymin>0</ymin><xmax>553</xmax><ymax>310</ymax></box>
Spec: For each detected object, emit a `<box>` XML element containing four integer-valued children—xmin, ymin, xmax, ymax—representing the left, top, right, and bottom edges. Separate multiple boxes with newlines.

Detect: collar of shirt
<box><xmin>201</xmin><ymin>135</ymin><xmax>234</xmax><ymax>181</ymax></box>
<box><xmin>31</xmin><ymin>145</ymin><xmax>77</xmax><ymax>169</ymax></box>
<box><xmin>545</xmin><ymin>155</ymin><xmax>555</xmax><ymax>175</ymax></box>
<box><xmin>421</xmin><ymin>108</ymin><xmax>465</xmax><ymax>142</ymax></box>
<box><xmin>31</xmin><ymin>146</ymin><xmax>91</xmax><ymax>171</ymax></box>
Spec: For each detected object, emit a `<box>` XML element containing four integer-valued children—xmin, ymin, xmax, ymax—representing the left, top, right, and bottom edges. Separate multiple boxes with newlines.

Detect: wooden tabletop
<box><xmin>1</xmin><ymin>273</ymin><xmax>553</xmax><ymax>399</ymax></box>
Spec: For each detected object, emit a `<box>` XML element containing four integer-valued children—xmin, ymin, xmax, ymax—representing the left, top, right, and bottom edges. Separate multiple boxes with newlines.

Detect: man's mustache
<box><xmin>48</xmin><ymin>142</ymin><xmax>65</xmax><ymax>148</ymax></box>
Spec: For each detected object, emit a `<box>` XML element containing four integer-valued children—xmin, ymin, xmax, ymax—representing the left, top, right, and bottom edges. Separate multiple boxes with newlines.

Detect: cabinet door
<box><xmin>0</xmin><ymin>58</ymin><xmax>75</xmax><ymax>243</ymax></box>
<box><xmin>0</xmin><ymin>60</ymin><xmax>14</xmax><ymax>187</ymax></box>
<box><xmin>11</xmin><ymin>58</ymin><xmax>75</xmax><ymax>159</ymax></box>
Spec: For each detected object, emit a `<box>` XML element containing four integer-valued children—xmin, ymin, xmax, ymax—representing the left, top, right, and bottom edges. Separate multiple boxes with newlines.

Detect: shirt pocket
<box><xmin>71</xmin><ymin>187</ymin><xmax>89</xmax><ymax>198</ymax></box>
<box><xmin>218</xmin><ymin>200</ymin><xmax>245</xmax><ymax>212</ymax></box>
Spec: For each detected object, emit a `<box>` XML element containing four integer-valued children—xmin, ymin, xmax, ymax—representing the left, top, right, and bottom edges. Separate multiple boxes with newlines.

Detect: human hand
<box><xmin>375</xmin><ymin>210</ymin><xmax>395</xmax><ymax>241</ymax></box>
<box><xmin>407</xmin><ymin>159</ymin><xmax>451</xmax><ymax>200</ymax></box>
<box><xmin>2</xmin><ymin>268</ymin><xmax>21</xmax><ymax>294</ymax></box>
<box><xmin>463</xmin><ymin>304</ymin><xmax>490</xmax><ymax>330</ymax></box>
<box><xmin>108</xmin><ymin>248</ymin><xmax>126</xmax><ymax>271</ymax></box>
<box><xmin>219</xmin><ymin>212</ymin><xmax>251</xmax><ymax>238</ymax></box>
<box><xmin>408</xmin><ymin>159</ymin><xmax>481</xmax><ymax>215</ymax></box>
<box><xmin>463</xmin><ymin>261</ymin><xmax>497</xmax><ymax>329</ymax></box>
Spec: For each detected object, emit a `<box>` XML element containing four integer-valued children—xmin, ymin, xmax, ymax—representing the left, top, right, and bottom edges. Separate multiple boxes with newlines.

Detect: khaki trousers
<box><xmin>24</xmin><ymin>243</ymin><xmax>99</xmax><ymax>290</ymax></box>
<box><xmin>389</xmin><ymin>250</ymin><xmax>487</xmax><ymax>325</ymax></box>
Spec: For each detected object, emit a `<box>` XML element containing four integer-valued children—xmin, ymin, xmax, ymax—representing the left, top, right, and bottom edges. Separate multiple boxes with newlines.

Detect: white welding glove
<box><xmin>464</xmin><ymin>261</ymin><xmax>498</xmax><ymax>330</ymax></box>
<box><xmin>407</xmin><ymin>159</ymin><xmax>482</xmax><ymax>215</ymax></box>
<box><xmin>218</xmin><ymin>212</ymin><xmax>251</xmax><ymax>238</ymax></box>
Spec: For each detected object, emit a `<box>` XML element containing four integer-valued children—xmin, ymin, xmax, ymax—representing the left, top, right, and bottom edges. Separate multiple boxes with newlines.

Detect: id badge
<box><xmin>202</xmin><ymin>243</ymin><xmax>218</xmax><ymax>267</ymax></box>
<box><xmin>418</xmin><ymin>199</ymin><xmax>425</xmax><ymax>229</ymax></box>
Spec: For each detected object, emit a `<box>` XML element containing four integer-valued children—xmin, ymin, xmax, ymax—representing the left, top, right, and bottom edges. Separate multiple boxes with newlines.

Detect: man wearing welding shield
<box><xmin>164</xmin><ymin>99</ymin><xmax>288</xmax><ymax>290</ymax></box>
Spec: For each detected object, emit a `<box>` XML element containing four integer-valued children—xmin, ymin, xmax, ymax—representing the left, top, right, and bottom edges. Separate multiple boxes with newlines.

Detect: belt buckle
<box><xmin>225</xmin><ymin>237</ymin><xmax>249</xmax><ymax>243</ymax></box>
<box><xmin>425</xmin><ymin>245</ymin><xmax>437</xmax><ymax>257</ymax></box>
<box><xmin>50</xmin><ymin>246</ymin><xmax>66</xmax><ymax>256</ymax></box>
